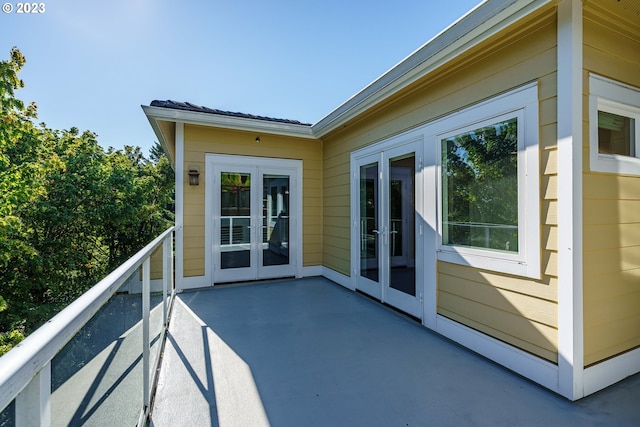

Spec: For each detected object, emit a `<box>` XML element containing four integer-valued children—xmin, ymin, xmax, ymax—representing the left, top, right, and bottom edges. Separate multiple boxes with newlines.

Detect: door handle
<box><xmin>372</xmin><ymin>229</ymin><xmax>389</xmax><ymax>245</ymax></box>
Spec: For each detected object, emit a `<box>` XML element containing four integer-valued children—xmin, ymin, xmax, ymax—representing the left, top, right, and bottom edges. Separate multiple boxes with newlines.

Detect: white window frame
<box><xmin>434</xmin><ymin>83</ymin><xmax>540</xmax><ymax>279</ymax></box>
<box><xmin>589</xmin><ymin>74</ymin><xmax>640</xmax><ymax>176</ymax></box>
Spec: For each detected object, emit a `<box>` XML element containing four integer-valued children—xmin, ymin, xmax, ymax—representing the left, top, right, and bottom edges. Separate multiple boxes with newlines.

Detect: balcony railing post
<box><xmin>142</xmin><ymin>258</ymin><xmax>151</xmax><ymax>410</ymax></box>
<box><xmin>15</xmin><ymin>361</ymin><xmax>51</xmax><ymax>427</ymax></box>
<box><xmin>163</xmin><ymin>234</ymin><xmax>171</xmax><ymax>327</ymax></box>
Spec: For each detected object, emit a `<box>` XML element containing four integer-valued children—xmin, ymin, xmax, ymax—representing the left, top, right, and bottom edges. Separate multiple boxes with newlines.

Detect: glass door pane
<box><xmin>220</xmin><ymin>171</ymin><xmax>252</xmax><ymax>269</ymax></box>
<box><xmin>389</xmin><ymin>154</ymin><xmax>416</xmax><ymax>296</ymax></box>
<box><xmin>360</xmin><ymin>163</ymin><xmax>379</xmax><ymax>283</ymax></box>
<box><xmin>262</xmin><ymin>174</ymin><xmax>290</xmax><ymax>266</ymax></box>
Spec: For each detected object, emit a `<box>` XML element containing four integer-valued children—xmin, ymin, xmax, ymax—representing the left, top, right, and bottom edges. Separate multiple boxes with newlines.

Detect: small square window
<box><xmin>590</xmin><ymin>74</ymin><xmax>640</xmax><ymax>175</ymax></box>
<box><xmin>598</xmin><ymin>111</ymin><xmax>635</xmax><ymax>157</ymax></box>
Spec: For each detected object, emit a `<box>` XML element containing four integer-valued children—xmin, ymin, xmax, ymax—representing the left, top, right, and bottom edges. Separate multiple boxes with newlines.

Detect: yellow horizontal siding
<box><xmin>583</xmin><ymin>12</ymin><xmax>640</xmax><ymax>87</ymax></box>
<box><xmin>584</xmin><ymin>247</ymin><xmax>640</xmax><ymax>275</ymax></box>
<box><xmin>585</xmin><ymin>314</ymin><xmax>640</xmax><ymax>367</ymax></box>
<box><xmin>583</xmin><ymin>270</ymin><xmax>640</xmax><ymax>301</ymax></box>
<box><xmin>322</xmin><ymin>9</ymin><xmax>559</xmax><ymax>360</ymax></box>
<box><xmin>543</xmin><ymin>226</ymin><xmax>558</xmax><ymax>251</ymax></box>
<box><xmin>584</xmin><ymin>200</ymin><xmax>640</xmax><ymax>224</ymax></box>
<box><xmin>543</xmin><ymin>251</ymin><xmax>559</xmax><ymax>278</ymax></box>
<box><xmin>542</xmin><ymin>149</ymin><xmax>558</xmax><ymax>175</ymax></box>
<box><xmin>439</xmin><ymin>297</ymin><xmax>557</xmax><ymax>362</ymax></box>
<box><xmin>584</xmin><ymin>224</ymin><xmax>640</xmax><ymax>250</ymax></box>
<box><xmin>158</xmin><ymin>121</ymin><xmax>176</xmax><ymax>161</ymax></box>
<box><xmin>181</xmin><ymin>124</ymin><xmax>322</xmax><ymax>277</ymax></box>
<box><xmin>540</xmin><ymin>124</ymin><xmax>558</xmax><ymax>151</ymax></box>
<box><xmin>440</xmin><ymin>308</ymin><xmax>558</xmax><ymax>363</ymax></box>
<box><xmin>438</xmin><ymin>262</ymin><xmax>559</xmax><ymax>363</ymax></box>
<box><xmin>438</xmin><ymin>261</ymin><xmax>557</xmax><ymax>303</ymax></box>
<box><xmin>584</xmin><ymin>174</ymin><xmax>640</xmax><ymax>200</ymax></box>
<box><xmin>323</xmin><ymin>251</ymin><xmax>350</xmax><ymax>277</ymax></box>
<box><xmin>582</xmin><ymin>6</ymin><xmax>640</xmax><ymax>366</ymax></box>
<box><xmin>542</xmin><ymin>175</ymin><xmax>558</xmax><ymax>200</ymax></box>
<box><xmin>543</xmin><ymin>200</ymin><xmax>558</xmax><ymax>226</ymax></box>
<box><xmin>438</xmin><ymin>274</ymin><xmax>557</xmax><ymax>328</ymax></box>
<box><xmin>149</xmin><ymin>246</ymin><xmax>164</xmax><ymax>281</ymax></box>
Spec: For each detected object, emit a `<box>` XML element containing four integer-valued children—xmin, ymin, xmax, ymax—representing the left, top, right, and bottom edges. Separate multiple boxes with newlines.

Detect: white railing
<box><xmin>221</xmin><ymin>215</ymin><xmax>251</xmax><ymax>246</ymax></box>
<box><xmin>444</xmin><ymin>221</ymin><xmax>517</xmax><ymax>251</ymax></box>
<box><xmin>0</xmin><ymin>226</ymin><xmax>174</xmax><ymax>426</ymax></box>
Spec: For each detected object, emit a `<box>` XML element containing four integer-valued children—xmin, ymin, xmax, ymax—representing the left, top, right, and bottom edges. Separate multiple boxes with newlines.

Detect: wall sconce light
<box><xmin>255</xmin><ymin>136</ymin><xmax>261</xmax><ymax>143</ymax></box>
<box><xmin>188</xmin><ymin>166</ymin><xmax>200</xmax><ymax>186</ymax></box>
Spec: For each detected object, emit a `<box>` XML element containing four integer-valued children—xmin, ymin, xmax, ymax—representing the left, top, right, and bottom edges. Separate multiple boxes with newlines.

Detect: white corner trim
<box><xmin>175</xmin><ymin>122</ymin><xmax>185</xmax><ymax>291</ymax></box>
<box><xmin>556</xmin><ymin>0</ymin><xmax>584</xmax><ymax>401</ymax></box>
<box><xmin>322</xmin><ymin>267</ymin><xmax>354</xmax><ymax>291</ymax></box>
<box><xmin>436</xmin><ymin>315</ymin><xmax>560</xmax><ymax>393</ymax></box>
<box><xmin>583</xmin><ymin>347</ymin><xmax>640</xmax><ymax>397</ymax></box>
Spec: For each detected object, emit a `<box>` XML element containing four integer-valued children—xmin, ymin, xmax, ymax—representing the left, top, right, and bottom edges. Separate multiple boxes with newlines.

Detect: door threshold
<box><xmin>214</xmin><ymin>276</ymin><xmax>297</xmax><ymax>287</ymax></box>
<box><xmin>355</xmin><ymin>289</ymin><xmax>421</xmax><ymax>323</ymax></box>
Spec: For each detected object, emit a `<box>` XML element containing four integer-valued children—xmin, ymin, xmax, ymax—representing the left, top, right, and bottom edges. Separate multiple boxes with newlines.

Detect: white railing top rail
<box><xmin>0</xmin><ymin>226</ymin><xmax>175</xmax><ymax>412</ymax></box>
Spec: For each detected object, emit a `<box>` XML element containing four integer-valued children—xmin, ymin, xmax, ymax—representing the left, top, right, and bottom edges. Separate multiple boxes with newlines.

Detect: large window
<box><xmin>441</xmin><ymin>116</ymin><xmax>519</xmax><ymax>254</ymax></box>
<box><xmin>436</xmin><ymin>83</ymin><xmax>540</xmax><ymax>279</ymax></box>
<box><xmin>589</xmin><ymin>74</ymin><xmax>640</xmax><ymax>175</ymax></box>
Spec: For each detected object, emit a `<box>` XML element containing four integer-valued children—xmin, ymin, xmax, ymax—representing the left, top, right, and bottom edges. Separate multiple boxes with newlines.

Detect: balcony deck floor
<box><xmin>150</xmin><ymin>277</ymin><xmax>640</xmax><ymax>427</ymax></box>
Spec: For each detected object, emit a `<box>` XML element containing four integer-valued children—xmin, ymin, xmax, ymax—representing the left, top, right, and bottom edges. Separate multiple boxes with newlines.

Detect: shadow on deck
<box><xmin>150</xmin><ymin>277</ymin><xmax>640</xmax><ymax>427</ymax></box>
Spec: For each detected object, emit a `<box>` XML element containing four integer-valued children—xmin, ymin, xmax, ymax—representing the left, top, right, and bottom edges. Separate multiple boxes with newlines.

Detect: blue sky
<box><xmin>1</xmin><ymin>0</ymin><xmax>480</xmax><ymax>155</ymax></box>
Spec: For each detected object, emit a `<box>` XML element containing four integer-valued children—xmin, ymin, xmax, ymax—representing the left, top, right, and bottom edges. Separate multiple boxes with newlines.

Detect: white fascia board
<box><xmin>312</xmin><ymin>0</ymin><xmax>553</xmax><ymax>137</ymax></box>
<box><xmin>142</xmin><ymin>105</ymin><xmax>315</xmax><ymax>140</ymax></box>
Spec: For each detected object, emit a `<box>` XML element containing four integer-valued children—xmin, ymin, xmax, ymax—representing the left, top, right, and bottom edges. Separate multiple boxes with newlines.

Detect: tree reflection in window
<box><xmin>441</xmin><ymin>118</ymin><xmax>518</xmax><ymax>253</ymax></box>
<box><xmin>221</xmin><ymin>172</ymin><xmax>251</xmax><ymax>217</ymax></box>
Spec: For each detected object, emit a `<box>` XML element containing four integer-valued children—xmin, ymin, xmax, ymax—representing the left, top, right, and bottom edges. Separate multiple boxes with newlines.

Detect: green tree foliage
<box><xmin>0</xmin><ymin>48</ymin><xmax>174</xmax><ymax>355</ymax></box>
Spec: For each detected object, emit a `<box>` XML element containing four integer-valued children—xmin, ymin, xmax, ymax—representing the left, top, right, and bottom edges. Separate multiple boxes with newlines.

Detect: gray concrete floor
<box><xmin>150</xmin><ymin>277</ymin><xmax>640</xmax><ymax>427</ymax></box>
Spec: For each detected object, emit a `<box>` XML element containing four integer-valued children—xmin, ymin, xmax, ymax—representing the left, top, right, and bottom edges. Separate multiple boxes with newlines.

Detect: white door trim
<box><xmin>205</xmin><ymin>154</ymin><xmax>303</xmax><ymax>285</ymax></box>
<box><xmin>350</xmin><ymin>135</ymin><xmax>424</xmax><ymax>319</ymax></box>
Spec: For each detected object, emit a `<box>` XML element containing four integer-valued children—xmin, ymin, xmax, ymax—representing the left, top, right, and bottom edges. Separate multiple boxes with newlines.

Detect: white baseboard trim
<box><xmin>302</xmin><ymin>265</ymin><xmax>323</xmax><ymax>277</ymax></box>
<box><xmin>583</xmin><ymin>347</ymin><xmax>640</xmax><ymax>397</ymax></box>
<box><xmin>321</xmin><ymin>267</ymin><xmax>354</xmax><ymax>290</ymax></box>
<box><xmin>179</xmin><ymin>275</ymin><xmax>211</xmax><ymax>291</ymax></box>
<box><xmin>436</xmin><ymin>315</ymin><xmax>559</xmax><ymax>393</ymax></box>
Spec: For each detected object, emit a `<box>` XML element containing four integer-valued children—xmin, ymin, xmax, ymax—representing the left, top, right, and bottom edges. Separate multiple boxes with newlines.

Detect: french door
<box><xmin>209</xmin><ymin>155</ymin><xmax>301</xmax><ymax>283</ymax></box>
<box><xmin>352</xmin><ymin>141</ymin><xmax>423</xmax><ymax>318</ymax></box>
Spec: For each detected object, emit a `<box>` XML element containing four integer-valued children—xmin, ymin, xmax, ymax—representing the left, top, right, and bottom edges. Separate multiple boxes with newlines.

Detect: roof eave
<box><xmin>311</xmin><ymin>0</ymin><xmax>554</xmax><ymax>137</ymax></box>
<box><xmin>142</xmin><ymin>106</ymin><xmax>176</xmax><ymax>168</ymax></box>
<box><xmin>142</xmin><ymin>105</ymin><xmax>315</xmax><ymax>140</ymax></box>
